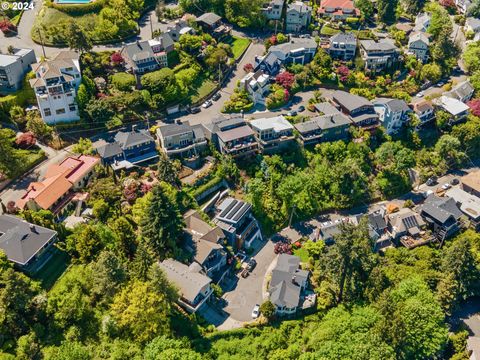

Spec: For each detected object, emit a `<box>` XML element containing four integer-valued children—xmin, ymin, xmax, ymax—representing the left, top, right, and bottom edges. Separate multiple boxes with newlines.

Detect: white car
<box><xmin>441</xmin><ymin>183</ymin><xmax>452</xmax><ymax>190</ymax></box>
<box><xmin>416</xmin><ymin>91</ymin><xmax>425</xmax><ymax>97</ymax></box>
<box><xmin>251</xmin><ymin>304</ymin><xmax>260</xmax><ymax>319</ymax></box>
<box><xmin>202</xmin><ymin>100</ymin><xmax>213</xmax><ymax>108</ymax></box>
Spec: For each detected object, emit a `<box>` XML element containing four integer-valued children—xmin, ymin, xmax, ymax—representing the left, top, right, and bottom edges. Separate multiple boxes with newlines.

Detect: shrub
<box><xmin>15</xmin><ymin>132</ymin><xmax>36</xmax><ymax>149</ymax></box>
<box><xmin>110</xmin><ymin>72</ymin><xmax>136</xmax><ymax>91</ymax></box>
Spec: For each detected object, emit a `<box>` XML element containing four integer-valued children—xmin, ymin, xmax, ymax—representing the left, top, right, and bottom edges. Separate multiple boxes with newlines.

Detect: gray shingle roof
<box><xmin>332</xmin><ymin>90</ymin><xmax>373</xmax><ymax>112</ymax></box>
<box><xmin>360</xmin><ymin>39</ymin><xmax>398</xmax><ymax>52</ymax></box>
<box><xmin>158</xmin><ymin>258</ymin><xmax>211</xmax><ymax>303</ymax></box>
<box><xmin>270</xmin><ymin>37</ymin><xmax>317</xmax><ymax>55</ymax></box>
<box><xmin>419</xmin><ymin>194</ymin><xmax>463</xmax><ymax>224</ymax></box>
<box><xmin>158</xmin><ymin>122</ymin><xmax>194</xmax><ymax>138</ymax></box>
<box><xmin>0</xmin><ymin>215</ymin><xmax>57</xmax><ymax>265</ymax></box>
<box><xmin>196</xmin><ymin>12</ymin><xmax>221</xmax><ymax>26</ymax></box>
<box><xmin>269</xmin><ymin>254</ymin><xmax>309</xmax><ymax>309</ymax></box>
<box><xmin>330</xmin><ymin>32</ymin><xmax>357</xmax><ymax>45</ymax></box>
<box><xmin>114</xmin><ymin>130</ymin><xmax>154</xmax><ymax>148</ymax></box>
<box><xmin>96</xmin><ymin>142</ymin><xmax>123</xmax><ymax>159</ymax></box>
<box><xmin>374</xmin><ymin>98</ymin><xmax>410</xmax><ymax>113</ymax></box>
<box><xmin>123</xmin><ymin>41</ymin><xmax>154</xmax><ymax>62</ymax></box>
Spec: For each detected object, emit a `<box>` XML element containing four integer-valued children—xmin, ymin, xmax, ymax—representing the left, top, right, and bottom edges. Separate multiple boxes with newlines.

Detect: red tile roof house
<box><xmin>17</xmin><ymin>155</ymin><xmax>99</xmax><ymax>218</ymax></box>
<box><xmin>318</xmin><ymin>0</ymin><xmax>360</xmax><ymax>20</ymax></box>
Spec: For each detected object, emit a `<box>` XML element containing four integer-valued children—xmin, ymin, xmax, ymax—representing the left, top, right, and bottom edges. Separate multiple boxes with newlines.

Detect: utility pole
<box><xmin>288</xmin><ymin>205</ymin><xmax>296</xmax><ymax>228</ymax></box>
<box><xmin>37</xmin><ymin>28</ymin><xmax>46</xmax><ymax>58</ymax></box>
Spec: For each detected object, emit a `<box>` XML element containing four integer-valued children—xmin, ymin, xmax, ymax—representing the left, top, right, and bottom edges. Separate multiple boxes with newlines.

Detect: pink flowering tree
<box><xmin>275</xmin><ymin>71</ymin><xmax>295</xmax><ymax>89</ymax></box>
<box><xmin>468</xmin><ymin>98</ymin><xmax>480</xmax><ymax>116</ymax></box>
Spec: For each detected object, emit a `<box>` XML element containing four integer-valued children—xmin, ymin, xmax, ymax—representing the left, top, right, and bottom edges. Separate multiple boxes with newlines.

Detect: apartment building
<box><xmin>0</xmin><ymin>48</ymin><xmax>36</xmax><ymax>93</ymax></box>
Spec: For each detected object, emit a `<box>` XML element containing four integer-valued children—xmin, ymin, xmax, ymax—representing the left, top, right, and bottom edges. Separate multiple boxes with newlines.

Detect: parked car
<box><xmin>451</xmin><ymin>178</ymin><xmax>460</xmax><ymax>185</ymax></box>
<box><xmin>287</xmin><ymin>110</ymin><xmax>297</xmax><ymax>117</ymax></box>
<box><xmin>202</xmin><ymin>100</ymin><xmax>213</xmax><ymax>108</ymax></box>
<box><xmin>190</xmin><ymin>107</ymin><xmax>201</xmax><ymax>114</ymax></box>
<box><xmin>416</xmin><ymin>91</ymin><xmax>425</xmax><ymax>98</ymax></box>
<box><xmin>426</xmin><ymin>177</ymin><xmax>438</xmax><ymax>186</ymax></box>
<box><xmin>436</xmin><ymin>81</ymin><xmax>445</xmax><ymax>87</ymax></box>
<box><xmin>212</xmin><ymin>92</ymin><xmax>221</xmax><ymax>101</ymax></box>
<box><xmin>423</xmin><ymin>189</ymin><xmax>434</xmax><ymax>198</ymax></box>
<box><xmin>251</xmin><ymin>304</ymin><xmax>260</xmax><ymax>319</ymax></box>
<box><xmin>298</xmin><ymin>105</ymin><xmax>305</xmax><ymax>112</ymax></box>
<box><xmin>441</xmin><ymin>183</ymin><xmax>452</xmax><ymax>190</ymax></box>
<box><xmin>246</xmin><ymin>259</ymin><xmax>257</xmax><ymax>272</ymax></box>
<box><xmin>241</xmin><ymin>269</ymin><xmax>249</xmax><ymax>278</ymax></box>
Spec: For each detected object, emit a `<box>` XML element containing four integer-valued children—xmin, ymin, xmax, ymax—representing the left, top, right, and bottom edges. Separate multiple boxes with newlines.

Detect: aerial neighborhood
<box><xmin>2</xmin><ymin>0</ymin><xmax>480</xmax><ymax>358</ymax></box>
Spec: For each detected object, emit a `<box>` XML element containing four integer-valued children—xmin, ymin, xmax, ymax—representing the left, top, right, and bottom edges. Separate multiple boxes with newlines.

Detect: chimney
<box><xmin>292</xmin><ymin>276</ymin><xmax>297</xmax><ymax>285</ymax></box>
<box><xmin>132</xmin><ymin>125</ymin><xmax>137</xmax><ymax>132</ymax></box>
<box><xmin>30</xmin><ymin>224</ymin><xmax>37</xmax><ymax>233</ymax></box>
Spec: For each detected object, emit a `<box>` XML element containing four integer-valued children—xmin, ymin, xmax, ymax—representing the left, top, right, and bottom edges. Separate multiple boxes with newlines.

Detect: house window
<box><xmin>56</xmin><ymin>108</ymin><xmax>66</xmax><ymax>115</ymax></box>
<box><xmin>44</xmin><ymin>108</ymin><xmax>52</xmax><ymax>117</ymax></box>
<box><xmin>69</xmin><ymin>104</ymin><xmax>76</xmax><ymax>112</ymax></box>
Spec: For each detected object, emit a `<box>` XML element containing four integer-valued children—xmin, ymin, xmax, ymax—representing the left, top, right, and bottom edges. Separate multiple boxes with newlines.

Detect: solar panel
<box><xmin>227</xmin><ymin>201</ymin><xmax>244</xmax><ymax>220</ymax></box>
<box><xmin>232</xmin><ymin>203</ymin><xmax>250</xmax><ymax>222</ymax></box>
<box><xmin>402</xmin><ymin>215</ymin><xmax>418</xmax><ymax>229</ymax></box>
<box><xmin>219</xmin><ymin>199</ymin><xmax>237</xmax><ymax>218</ymax></box>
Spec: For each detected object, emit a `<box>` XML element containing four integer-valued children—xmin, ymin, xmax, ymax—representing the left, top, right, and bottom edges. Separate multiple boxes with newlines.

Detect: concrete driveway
<box><xmin>220</xmin><ymin>239</ymin><xmax>276</xmax><ymax>323</ymax></box>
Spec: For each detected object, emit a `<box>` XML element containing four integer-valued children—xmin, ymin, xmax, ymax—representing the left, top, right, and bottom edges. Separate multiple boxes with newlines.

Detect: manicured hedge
<box><xmin>46</xmin><ymin>0</ymin><xmax>107</xmax><ymax>15</ymax></box>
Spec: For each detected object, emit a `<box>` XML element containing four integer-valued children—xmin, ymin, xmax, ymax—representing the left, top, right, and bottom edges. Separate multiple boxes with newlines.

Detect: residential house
<box><xmin>414</xmin><ymin>12</ymin><xmax>431</xmax><ymax>33</ymax></box>
<box><xmin>418</xmin><ymin>194</ymin><xmax>463</xmax><ymax>241</ymax></box>
<box><xmin>29</xmin><ymin>51</ymin><xmax>81</xmax><ymax>124</ymax></box>
<box><xmin>121</xmin><ymin>34</ymin><xmax>174</xmax><ymax>75</ymax></box>
<box><xmin>262</xmin><ymin>0</ymin><xmax>285</xmax><ymax>21</ymax></box>
<box><xmin>16</xmin><ymin>155</ymin><xmax>99</xmax><ymax>217</ymax></box>
<box><xmin>412</xmin><ymin>100</ymin><xmax>435</xmax><ymax>125</ymax></box>
<box><xmin>435</xmin><ymin>96</ymin><xmax>470</xmax><ymax>123</ymax></box>
<box><xmin>466</xmin><ymin>17</ymin><xmax>480</xmax><ymax>41</ymax></box>
<box><xmin>387</xmin><ymin>207</ymin><xmax>427</xmax><ymax>247</ymax></box>
<box><xmin>0</xmin><ymin>48</ymin><xmax>36</xmax><ymax>93</ymax></box>
<box><xmin>462</xmin><ymin>170</ymin><xmax>480</xmax><ymax>197</ymax></box>
<box><xmin>373</xmin><ymin>97</ymin><xmax>411</xmax><ymax>135</ymax></box>
<box><xmin>183</xmin><ymin>210</ymin><xmax>228</xmax><ymax>282</ymax></box>
<box><xmin>408</xmin><ymin>32</ymin><xmax>430</xmax><ymax>63</ymax></box>
<box><xmin>294</xmin><ymin>111</ymin><xmax>351</xmax><ymax>145</ymax></box>
<box><xmin>446</xmin><ymin>187</ymin><xmax>480</xmax><ymax>230</ymax></box>
<box><xmin>367</xmin><ymin>209</ymin><xmax>393</xmax><ymax>251</ymax></box>
<box><xmin>213</xmin><ymin>197</ymin><xmax>262</xmax><ymax>249</ymax></box>
<box><xmin>254</xmin><ymin>37</ymin><xmax>317</xmax><ymax>75</ymax></box>
<box><xmin>157</xmin><ymin>121</ymin><xmax>207</xmax><ymax>160</ymax></box>
<box><xmin>456</xmin><ymin>0</ymin><xmax>473</xmax><ymax>14</ymax></box>
<box><xmin>317</xmin><ymin>220</ymin><xmax>344</xmax><ymax>244</ymax></box>
<box><xmin>0</xmin><ymin>215</ymin><xmax>57</xmax><ymax>273</ymax></box>
<box><xmin>196</xmin><ymin>12</ymin><xmax>231</xmax><ymax>39</ymax></box>
<box><xmin>318</xmin><ymin>0</ymin><xmax>360</xmax><ymax>20</ymax></box>
<box><xmin>249</xmin><ymin>115</ymin><xmax>295</xmax><ymax>153</ymax></box>
<box><xmin>327</xmin><ymin>32</ymin><xmax>357</xmax><ymax>61</ymax></box>
<box><xmin>94</xmin><ymin>127</ymin><xmax>158</xmax><ymax>170</ymax></box>
<box><xmin>158</xmin><ymin>258</ymin><xmax>213</xmax><ymax>313</ymax></box>
<box><xmin>166</xmin><ymin>20</ymin><xmax>195</xmax><ymax>42</ymax></box>
<box><xmin>445</xmin><ymin>80</ymin><xmax>475</xmax><ymax>103</ymax></box>
<box><xmin>286</xmin><ymin>1</ymin><xmax>312</xmax><ymax>33</ymax></box>
<box><xmin>328</xmin><ymin>90</ymin><xmax>380</xmax><ymax>130</ymax></box>
<box><xmin>268</xmin><ymin>254</ymin><xmax>310</xmax><ymax>315</ymax></box>
<box><xmin>203</xmin><ymin>115</ymin><xmax>259</xmax><ymax>158</ymax></box>
<box><xmin>240</xmin><ymin>70</ymin><xmax>271</xmax><ymax>105</ymax></box>
<box><xmin>359</xmin><ymin>39</ymin><xmax>400</xmax><ymax>73</ymax></box>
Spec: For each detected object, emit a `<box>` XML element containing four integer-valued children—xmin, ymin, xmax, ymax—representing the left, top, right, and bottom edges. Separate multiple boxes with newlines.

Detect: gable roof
<box><xmin>196</xmin><ymin>12</ymin><xmax>221</xmax><ymax>26</ymax></box>
<box><xmin>374</xmin><ymin>98</ymin><xmax>410</xmax><ymax>113</ymax></box>
<box><xmin>388</xmin><ymin>207</ymin><xmax>426</xmax><ymax>233</ymax></box>
<box><xmin>96</xmin><ymin>142</ymin><xmax>123</xmax><ymax>159</ymax></box>
<box><xmin>332</xmin><ymin>90</ymin><xmax>372</xmax><ymax>112</ymax></box>
<box><xmin>158</xmin><ymin>122</ymin><xmax>194</xmax><ymax>138</ymax></box>
<box><xmin>419</xmin><ymin>194</ymin><xmax>462</xmax><ymax>223</ymax></box>
<box><xmin>287</xmin><ymin>1</ymin><xmax>311</xmax><ymax>13</ymax></box>
<box><xmin>269</xmin><ymin>254</ymin><xmax>309</xmax><ymax>308</ymax></box>
<box><xmin>0</xmin><ymin>215</ymin><xmax>57</xmax><ymax>265</ymax></box>
<box><xmin>437</xmin><ymin>96</ymin><xmax>469</xmax><ymax>116</ymax></box>
<box><xmin>446</xmin><ymin>187</ymin><xmax>480</xmax><ymax>220</ymax></box>
<box><xmin>250</xmin><ymin>115</ymin><xmax>293</xmax><ymax>132</ymax></box>
<box><xmin>408</xmin><ymin>31</ymin><xmax>430</xmax><ymax>46</ymax></box>
<box><xmin>330</xmin><ymin>32</ymin><xmax>357</xmax><ymax>45</ymax></box>
<box><xmin>16</xmin><ymin>155</ymin><xmax>99</xmax><ymax>210</ymax></box>
<box><xmin>462</xmin><ymin>170</ymin><xmax>480</xmax><ymax>193</ymax></box>
<box><xmin>158</xmin><ymin>259</ymin><xmax>211</xmax><ymax>304</ymax></box>
<box><xmin>360</xmin><ymin>39</ymin><xmax>398</xmax><ymax>52</ymax></box>
<box><xmin>114</xmin><ymin>129</ymin><xmax>154</xmax><ymax>148</ymax></box>
<box><xmin>445</xmin><ymin>80</ymin><xmax>475</xmax><ymax>101</ymax></box>
<box><xmin>269</xmin><ymin>37</ymin><xmax>317</xmax><ymax>55</ymax></box>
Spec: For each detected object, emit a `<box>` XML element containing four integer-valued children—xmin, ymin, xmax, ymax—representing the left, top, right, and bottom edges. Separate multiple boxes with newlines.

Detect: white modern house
<box><xmin>240</xmin><ymin>70</ymin><xmax>271</xmax><ymax>105</ymax></box>
<box><xmin>249</xmin><ymin>115</ymin><xmax>295</xmax><ymax>153</ymax></box>
<box><xmin>29</xmin><ymin>51</ymin><xmax>82</xmax><ymax>124</ymax></box>
<box><xmin>435</xmin><ymin>95</ymin><xmax>470</xmax><ymax>123</ymax></box>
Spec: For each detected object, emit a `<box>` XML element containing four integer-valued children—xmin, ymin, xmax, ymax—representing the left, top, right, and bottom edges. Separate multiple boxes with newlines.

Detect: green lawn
<box><xmin>320</xmin><ymin>25</ymin><xmax>340</xmax><ymax>36</ymax></box>
<box><xmin>33</xmin><ymin>249</ymin><xmax>70</xmax><ymax>290</ymax></box>
<box><xmin>188</xmin><ymin>75</ymin><xmax>217</xmax><ymax>104</ymax></box>
<box><xmin>293</xmin><ymin>247</ymin><xmax>310</xmax><ymax>263</ymax></box>
<box><xmin>229</xmin><ymin>37</ymin><xmax>251</xmax><ymax>60</ymax></box>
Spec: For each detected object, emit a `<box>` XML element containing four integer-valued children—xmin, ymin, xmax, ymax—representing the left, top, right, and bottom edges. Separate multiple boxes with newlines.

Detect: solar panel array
<box><xmin>402</xmin><ymin>215</ymin><xmax>419</xmax><ymax>229</ymax></box>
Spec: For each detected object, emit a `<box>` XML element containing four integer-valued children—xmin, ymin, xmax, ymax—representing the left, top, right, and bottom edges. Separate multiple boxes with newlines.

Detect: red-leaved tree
<box><xmin>276</xmin><ymin>71</ymin><xmax>295</xmax><ymax>89</ymax></box>
<box><xmin>15</xmin><ymin>132</ymin><xmax>36</xmax><ymax>149</ymax></box>
<box><xmin>243</xmin><ymin>63</ymin><xmax>254</xmax><ymax>73</ymax></box>
<box><xmin>111</xmin><ymin>52</ymin><xmax>123</xmax><ymax>65</ymax></box>
<box><xmin>468</xmin><ymin>98</ymin><xmax>480</xmax><ymax>116</ymax></box>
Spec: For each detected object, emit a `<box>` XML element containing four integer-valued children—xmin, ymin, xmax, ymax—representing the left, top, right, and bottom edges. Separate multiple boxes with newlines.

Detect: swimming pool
<box><xmin>56</xmin><ymin>0</ymin><xmax>92</xmax><ymax>4</ymax></box>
